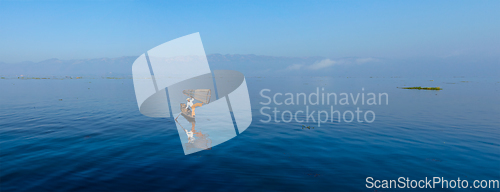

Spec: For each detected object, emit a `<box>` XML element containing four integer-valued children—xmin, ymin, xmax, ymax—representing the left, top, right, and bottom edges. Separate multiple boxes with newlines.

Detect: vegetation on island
<box><xmin>400</xmin><ymin>86</ymin><xmax>442</xmax><ymax>90</ymax></box>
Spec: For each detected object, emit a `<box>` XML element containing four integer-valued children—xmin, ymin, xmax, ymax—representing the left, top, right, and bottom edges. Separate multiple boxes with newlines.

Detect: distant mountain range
<box><xmin>1</xmin><ymin>54</ymin><xmax>498</xmax><ymax>77</ymax></box>
<box><xmin>0</xmin><ymin>54</ymin><xmax>326</xmax><ymax>76</ymax></box>
<box><xmin>1</xmin><ymin>56</ymin><xmax>137</xmax><ymax>76</ymax></box>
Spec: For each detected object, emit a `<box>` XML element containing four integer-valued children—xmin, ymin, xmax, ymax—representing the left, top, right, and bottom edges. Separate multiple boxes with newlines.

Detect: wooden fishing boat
<box><xmin>179</xmin><ymin>89</ymin><xmax>211</xmax><ymax>117</ymax></box>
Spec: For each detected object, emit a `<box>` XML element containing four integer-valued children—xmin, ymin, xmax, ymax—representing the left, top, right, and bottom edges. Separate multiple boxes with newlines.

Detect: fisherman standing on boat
<box><xmin>185</xmin><ymin>96</ymin><xmax>203</xmax><ymax>117</ymax></box>
<box><xmin>186</xmin><ymin>97</ymin><xmax>194</xmax><ymax>110</ymax></box>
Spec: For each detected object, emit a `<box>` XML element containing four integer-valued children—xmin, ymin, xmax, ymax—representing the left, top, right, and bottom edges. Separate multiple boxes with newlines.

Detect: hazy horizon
<box><xmin>1</xmin><ymin>53</ymin><xmax>498</xmax><ymax>78</ymax></box>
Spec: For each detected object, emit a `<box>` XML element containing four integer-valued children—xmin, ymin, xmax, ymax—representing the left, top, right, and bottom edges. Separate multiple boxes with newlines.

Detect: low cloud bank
<box><xmin>1</xmin><ymin>54</ymin><xmax>497</xmax><ymax>77</ymax></box>
<box><xmin>287</xmin><ymin>57</ymin><xmax>379</xmax><ymax>71</ymax></box>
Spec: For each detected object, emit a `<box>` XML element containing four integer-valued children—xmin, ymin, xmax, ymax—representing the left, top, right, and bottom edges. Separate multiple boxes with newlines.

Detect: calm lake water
<box><xmin>1</xmin><ymin>76</ymin><xmax>499</xmax><ymax>191</ymax></box>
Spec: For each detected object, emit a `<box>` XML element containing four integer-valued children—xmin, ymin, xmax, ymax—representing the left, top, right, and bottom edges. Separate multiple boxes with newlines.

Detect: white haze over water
<box><xmin>1</xmin><ymin>54</ymin><xmax>498</xmax><ymax>78</ymax></box>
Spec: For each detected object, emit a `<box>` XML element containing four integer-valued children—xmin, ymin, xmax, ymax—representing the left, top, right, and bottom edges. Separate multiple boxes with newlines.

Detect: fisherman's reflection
<box><xmin>175</xmin><ymin>89</ymin><xmax>212</xmax><ymax>151</ymax></box>
<box><xmin>180</xmin><ymin>113</ymin><xmax>212</xmax><ymax>150</ymax></box>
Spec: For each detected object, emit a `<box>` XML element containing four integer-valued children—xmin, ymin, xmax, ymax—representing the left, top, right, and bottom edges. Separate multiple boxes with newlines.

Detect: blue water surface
<box><xmin>1</xmin><ymin>77</ymin><xmax>499</xmax><ymax>191</ymax></box>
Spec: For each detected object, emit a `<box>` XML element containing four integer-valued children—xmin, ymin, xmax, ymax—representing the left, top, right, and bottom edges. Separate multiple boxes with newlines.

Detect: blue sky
<box><xmin>0</xmin><ymin>0</ymin><xmax>498</xmax><ymax>63</ymax></box>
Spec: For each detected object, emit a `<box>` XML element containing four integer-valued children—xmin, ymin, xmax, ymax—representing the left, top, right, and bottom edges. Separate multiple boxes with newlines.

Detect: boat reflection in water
<box><xmin>175</xmin><ymin>89</ymin><xmax>212</xmax><ymax>151</ymax></box>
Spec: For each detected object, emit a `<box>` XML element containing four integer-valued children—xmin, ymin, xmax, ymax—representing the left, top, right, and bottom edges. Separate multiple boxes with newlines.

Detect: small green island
<box><xmin>400</xmin><ymin>86</ymin><xmax>442</xmax><ymax>90</ymax></box>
